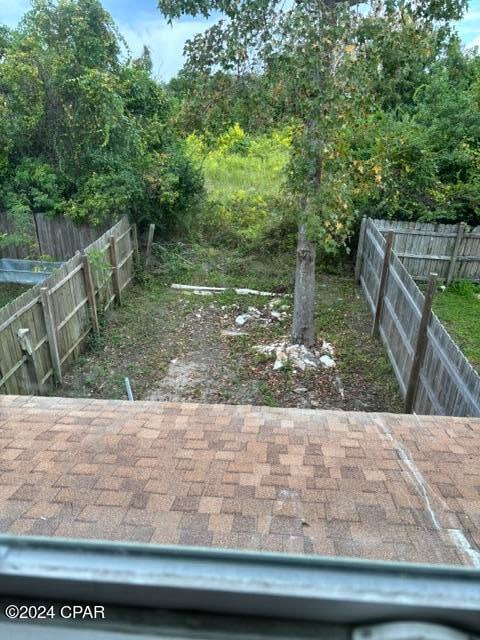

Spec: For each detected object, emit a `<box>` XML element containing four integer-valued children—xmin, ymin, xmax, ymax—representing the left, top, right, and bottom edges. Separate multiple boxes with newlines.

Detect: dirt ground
<box><xmin>60</xmin><ymin>271</ymin><xmax>403</xmax><ymax>412</ymax></box>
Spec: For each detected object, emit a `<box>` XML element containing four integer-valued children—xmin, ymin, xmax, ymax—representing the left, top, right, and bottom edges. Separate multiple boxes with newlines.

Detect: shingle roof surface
<box><xmin>0</xmin><ymin>395</ymin><xmax>479</xmax><ymax>567</ymax></box>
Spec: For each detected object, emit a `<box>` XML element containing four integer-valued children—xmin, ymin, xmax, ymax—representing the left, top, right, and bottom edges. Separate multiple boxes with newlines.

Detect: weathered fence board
<box><xmin>374</xmin><ymin>219</ymin><xmax>480</xmax><ymax>283</ymax></box>
<box><xmin>0</xmin><ymin>216</ymin><xmax>134</xmax><ymax>395</ymax></box>
<box><xmin>0</xmin><ymin>212</ymin><xmax>112</xmax><ymax>261</ymax></box>
<box><xmin>358</xmin><ymin>218</ymin><xmax>480</xmax><ymax>417</ymax></box>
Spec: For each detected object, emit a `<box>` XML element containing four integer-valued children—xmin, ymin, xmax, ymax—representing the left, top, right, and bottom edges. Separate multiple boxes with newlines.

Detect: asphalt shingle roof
<box><xmin>0</xmin><ymin>395</ymin><xmax>479</xmax><ymax>567</ymax></box>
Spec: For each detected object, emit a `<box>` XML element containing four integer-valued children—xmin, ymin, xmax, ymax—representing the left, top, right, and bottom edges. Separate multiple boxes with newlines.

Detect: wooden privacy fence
<box><xmin>373</xmin><ymin>218</ymin><xmax>480</xmax><ymax>284</ymax></box>
<box><xmin>0</xmin><ymin>212</ymin><xmax>113</xmax><ymax>261</ymax></box>
<box><xmin>355</xmin><ymin>217</ymin><xmax>480</xmax><ymax>417</ymax></box>
<box><xmin>0</xmin><ymin>216</ymin><xmax>138</xmax><ymax>395</ymax></box>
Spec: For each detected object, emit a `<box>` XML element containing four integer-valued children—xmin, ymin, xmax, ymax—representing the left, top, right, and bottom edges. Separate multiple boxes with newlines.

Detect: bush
<box><xmin>0</xmin><ymin>0</ymin><xmax>204</xmax><ymax>246</ymax></box>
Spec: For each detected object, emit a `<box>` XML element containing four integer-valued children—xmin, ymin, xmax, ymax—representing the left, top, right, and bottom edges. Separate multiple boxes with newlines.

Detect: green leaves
<box><xmin>158</xmin><ymin>0</ymin><xmax>474</xmax><ymax>252</ymax></box>
<box><xmin>0</xmin><ymin>0</ymin><xmax>204</xmax><ymax>241</ymax></box>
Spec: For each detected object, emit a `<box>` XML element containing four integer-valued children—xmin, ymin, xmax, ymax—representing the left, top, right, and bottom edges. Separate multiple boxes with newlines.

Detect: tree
<box><xmin>158</xmin><ymin>0</ymin><xmax>467</xmax><ymax>346</ymax></box>
<box><xmin>0</xmin><ymin>0</ymin><xmax>203</xmax><ymax>253</ymax></box>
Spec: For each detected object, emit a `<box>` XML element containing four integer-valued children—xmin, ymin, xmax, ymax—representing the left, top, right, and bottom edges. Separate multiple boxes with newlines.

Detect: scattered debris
<box><xmin>334</xmin><ymin>374</ymin><xmax>345</xmax><ymax>400</ymax></box>
<box><xmin>253</xmin><ymin>341</ymin><xmax>336</xmax><ymax>372</ymax></box>
<box><xmin>171</xmin><ymin>284</ymin><xmax>287</xmax><ymax>297</ymax></box>
<box><xmin>124</xmin><ymin>377</ymin><xmax>134</xmax><ymax>401</ymax></box>
<box><xmin>235</xmin><ymin>314</ymin><xmax>250</xmax><ymax>326</ymax></box>
<box><xmin>221</xmin><ymin>330</ymin><xmax>248</xmax><ymax>337</ymax></box>
<box><xmin>319</xmin><ymin>355</ymin><xmax>336</xmax><ymax>369</ymax></box>
<box><xmin>321</xmin><ymin>341</ymin><xmax>335</xmax><ymax>356</ymax></box>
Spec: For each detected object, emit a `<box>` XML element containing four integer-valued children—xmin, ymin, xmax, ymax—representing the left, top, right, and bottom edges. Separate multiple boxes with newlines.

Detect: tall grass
<box><xmin>186</xmin><ymin>124</ymin><xmax>291</xmax><ymax>199</ymax></box>
<box><xmin>185</xmin><ymin>124</ymin><xmax>293</xmax><ymax>243</ymax></box>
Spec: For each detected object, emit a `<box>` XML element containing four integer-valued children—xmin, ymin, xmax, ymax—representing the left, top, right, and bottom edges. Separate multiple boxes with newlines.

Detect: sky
<box><xmin>1</xmin><ymin>0</ymin><xmax>480</xmax><ymax>81</ymax></box>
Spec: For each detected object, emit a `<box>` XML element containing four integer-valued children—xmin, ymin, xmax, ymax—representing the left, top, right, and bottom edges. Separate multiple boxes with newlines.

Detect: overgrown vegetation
<box><xmin>2</xmin><ymin>0</ymin><xmax>479</xmax><ymax>408</ymax></box>
<box><xmin>0</xmin><ymin>0</ymin><xmax>203</xmax><ymax>255</ymax></box>
<box><xmin>0</xmin><ymin>283</ymin><xmax>30</xmax><ymax>308</ymax></box>
<box><xmin>434</xmin><ymin>280</ymin><xmax>480</xmax><ymax>370</ymax></box>
<box><xmin>185</xmin><ymin>124</ymin><xmax>295</xmax><ymax>247</ymax></box>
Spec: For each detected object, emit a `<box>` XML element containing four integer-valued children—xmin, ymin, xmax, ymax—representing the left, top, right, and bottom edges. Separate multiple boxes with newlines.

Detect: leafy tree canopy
<box><xmin>162</xmin><ymin>0</ymin><xmax>477</xmax><ymax>249</ymax></box>
<box><xmin>0</xmin><ymin>0</ymin><xmax>203</xmax><ymax>249</ymax></box>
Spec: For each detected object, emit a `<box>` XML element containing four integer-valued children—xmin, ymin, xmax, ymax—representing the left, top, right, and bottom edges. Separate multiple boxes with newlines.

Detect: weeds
<box><xmin>434</xmin><ymin>279</ymin><xmax>480</xmax><ymax>370</ymax></box>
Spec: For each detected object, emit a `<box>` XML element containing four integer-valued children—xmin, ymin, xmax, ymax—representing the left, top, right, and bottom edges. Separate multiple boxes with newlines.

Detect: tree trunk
<box><xmin>291</xmin><ymin>223</ymin><xmax>316</xmax><ymax>347</ymax></box>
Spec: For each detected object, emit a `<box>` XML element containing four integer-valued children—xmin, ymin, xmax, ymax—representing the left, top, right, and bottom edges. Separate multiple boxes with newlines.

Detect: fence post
<box><xmin>354</xmin><ymin>216</ymin><xmax>368</xmax><ymax>283</ymax></box>
<box><xmin>132</xmin><ymin>224</ymin><xmax>140</xmax><ymax>266</ymax></box>
<box><xmin>16</xmin><ymin>328</ymin><xmax>43</xmax><ymax>394</ymax></box>
<box><xmin>109</xmin><ymin>235</ymin><xmax>122</xmax><ymax>305</ymax></box>
<box><xmin>81</xmin><ymin>253</ymin><xmax>100</xmax><ymax>334</ymax></box>
<box><xmin>40</xmin><ymin>286</ymin><xmax>62</xmax><ymax>384</ymax></box>
<box><xmin>405</xmin><ymin>272</ymin><xmax>437</xmax><ymax>414</ymax></box>
<box><xmin>145</xmin><ymin>223</ymin><xmax>155</xmax><ymax>267</ymax></box>
<box><xmin>446</xmin><ymin>222</ymin><xmax>465</xmax><ymax>286</ymax></box>
<box><xmin>371</xmin><ymin>231</ymin><xmax>394</xmax><ymax>337</ymax></box>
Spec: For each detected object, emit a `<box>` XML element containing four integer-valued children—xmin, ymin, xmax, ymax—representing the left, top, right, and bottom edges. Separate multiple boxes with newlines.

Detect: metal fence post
<box><xmin>405</xmin><ymin>272</ymin><xmax>438</xmax><ymax>413</ymax></box>
<box><xmin>372</xmin><ymin>231</ymin><xmax>394</xmax><ymax>337</ymax></box>
<box><xmin>354</xmin><ymin>216</ymin><xmax>368</xmax><ymax>283</ymax></box>
<box><xmin>40</xmin><ymin>286</ymin><xmax>62</xmax><ymax>384</ymax></box>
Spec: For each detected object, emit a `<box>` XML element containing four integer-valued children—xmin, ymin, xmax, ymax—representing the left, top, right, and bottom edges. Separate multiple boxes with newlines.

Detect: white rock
<box><xmin>320</xmin><ymin>355</ymin><xmax>336</xmax><ymax>368</ymax></box>
<box><xmin>273</xmin><ymin>349</ymin><xmax>289</xmax><ymax>370</ymax></box>
<box><xmin>321</xmin><ymin>341</ymin><xmax>335</xmax><ymax>356</ymax></box>
<box><xmin>235</xmin><ymin>314</ymin><xmax>251</xmax><ymax>326</ymax></box>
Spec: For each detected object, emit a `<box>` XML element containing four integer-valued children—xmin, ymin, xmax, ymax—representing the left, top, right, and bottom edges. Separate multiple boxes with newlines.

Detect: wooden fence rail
<box><xmin>356</xmin><ymin>217</ymin><xmax>480</xmax><ymax>417</ymax></box>
<box><xmin>0</xmin><ymin>216</ymin><xmax>137</xmax><ymax>395</ymax></box>
<box><xmin>373</xmin><ymin>218</ymin><xmax>480</xmax><ymax>283</ymax></box>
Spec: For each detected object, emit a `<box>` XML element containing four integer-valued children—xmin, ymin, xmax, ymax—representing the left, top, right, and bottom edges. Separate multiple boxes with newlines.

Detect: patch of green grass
<box><xmin>204</xmin><ymin>150</ymin><xmax>287</xmax><ymax>201</ymax></box>
<box><xmin>60</xmin><ymin>279</ymin><xmax>195</xmax><ymax>400</ymax></box>
<box><xmin>152</xmin><ymin>242</ymin><xmax>295</xmax><ymax>293</ymax></box>
<box><xmin>0</xmin><ymin>283</ymin><xmax>31</xmax><ymax>308</ymax></box>
<box><xmin>433</xmin><ymin>280</ymin><xmax>480</xmax><ymax>371</ymax></box>
<box><xmin>257</xmin><ymin>382</ymin><xmax>278</xmax><ymax>407</ymax></box>
<box><xmin>314</xmin><ymin>276</ymin><xmax>403</xmax><ymax>410</ymax></box>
